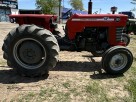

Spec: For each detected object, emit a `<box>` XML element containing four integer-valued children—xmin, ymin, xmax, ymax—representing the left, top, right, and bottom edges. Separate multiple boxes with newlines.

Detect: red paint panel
<box><xmin>9</xmin><ymin>14</ymin><xmax>57</xmax><ymax>32</ymax></box>
<box><xmin>66</xmin><ymin>14</ymin><xmax>128</xmax><ymax>45</ymax></box>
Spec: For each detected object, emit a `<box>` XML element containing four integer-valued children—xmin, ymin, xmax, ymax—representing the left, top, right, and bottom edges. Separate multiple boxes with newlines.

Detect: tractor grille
<box><xmin>116</xmin><ymin>27</ymin><xmax>123</xmax><ymax>42</ymax></box>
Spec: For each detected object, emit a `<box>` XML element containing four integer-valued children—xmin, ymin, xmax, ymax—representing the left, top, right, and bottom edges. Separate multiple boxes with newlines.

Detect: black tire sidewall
<box><xmin>10</xmin><ymin>18</ymin><xmax>14</xmax><ymax>23</ymax></box>
<box><xmin>122</xmin><ymin>34</ymin><xmax>130</xmax><ymax>46</ymax></box>
<box><xmin>102</xmin><ymin>46</ymin><xmax>122</xmax><ymax>64</ymax></box>
<box><xmin>9</xmin><ymin>32</ymin><xmax>51</xmax><ymax>76</ymax></box>
<box><xmin>103</xmin><ymin>47</ymin><xmax>133</xmax><ymax>74</ymax></box>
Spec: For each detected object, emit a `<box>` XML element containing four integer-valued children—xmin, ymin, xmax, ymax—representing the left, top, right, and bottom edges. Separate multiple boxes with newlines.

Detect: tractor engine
<box><xmin>76</xmin><ymin>27</ymin><xmax>109</xmax><ymax>52</ymax></box>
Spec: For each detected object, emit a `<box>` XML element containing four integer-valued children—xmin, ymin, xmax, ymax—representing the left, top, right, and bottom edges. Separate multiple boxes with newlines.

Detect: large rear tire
<box><xmin>102</xmin><ymin>46</ymin><xmax>133</xmax><ymax>75</ymax></box>
<box><xmin>2</xmin><ymin>25</ymin><xmax>59</xmax><ymax>77</ymax></box>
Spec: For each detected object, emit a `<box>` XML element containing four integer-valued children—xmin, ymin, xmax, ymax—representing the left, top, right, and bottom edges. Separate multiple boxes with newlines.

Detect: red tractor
<box><xmin>2</xmin><ymin>14</ymin><xmax>133</xmax><ymax>77</ymax></box>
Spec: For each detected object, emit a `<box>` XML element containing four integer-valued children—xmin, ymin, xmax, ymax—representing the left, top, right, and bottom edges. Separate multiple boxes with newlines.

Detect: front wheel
<box><xmin>102</xmin><ymin>46</ymin><xmax>133</xmax><ymax>75</ymax></box>
<box><xmin>122</xmin><ymin>34</ymin><xmax>130</xmax><ymax>46</ymax></box>
<box><xmin>10</xmin><ymin>18</ymin><xmax>14</xmax><ymax>23</ymax></box>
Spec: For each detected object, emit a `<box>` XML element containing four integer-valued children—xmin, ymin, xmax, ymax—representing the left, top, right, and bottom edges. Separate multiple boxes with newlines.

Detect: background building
<box><xmin>0</xmin><ymin>0</ymin><xmax>18</xmax><ymax>22</ymax></box>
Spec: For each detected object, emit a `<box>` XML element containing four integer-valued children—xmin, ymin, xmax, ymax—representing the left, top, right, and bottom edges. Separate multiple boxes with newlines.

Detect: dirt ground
<box><xmin>0</xmin><ymin>22</ymin><xmax>131</xmax><ymax>101</ymax></box>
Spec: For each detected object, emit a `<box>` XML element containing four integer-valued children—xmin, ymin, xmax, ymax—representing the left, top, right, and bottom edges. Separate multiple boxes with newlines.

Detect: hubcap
<box><xmin>110</xmin><ymin>53</ymin><xmax>128</xmax><ymax>71</ymax></box>
<box><xmin>13</xmin><ymin>38</ymin><xmax>46</xmax><ymax>69</ymax></box>
<box><xmin>19</xmin><ymin>41</ymin><xmax>43</xmax><ymax>64</ymax></box>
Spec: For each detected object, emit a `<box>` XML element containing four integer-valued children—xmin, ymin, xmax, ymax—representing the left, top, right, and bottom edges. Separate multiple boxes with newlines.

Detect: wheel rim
<box><xmin>109</xmin><ymin>53</ymin><xmax>128</xmax><ymax>71</ymax></box>
<box><xmin>13</xmin><ymin>38</ymin><xmax>46</xmax><ymax>69</ymax></box>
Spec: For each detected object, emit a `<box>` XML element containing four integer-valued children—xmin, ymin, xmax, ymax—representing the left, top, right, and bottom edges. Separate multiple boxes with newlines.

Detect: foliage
<box><xmin>131</xmin><ymin>0</ymin><xmax>136</xmax><ymax>4</ymax></box>
<box><xmin>69</xmin><ymin>0</ymin><xmax>84</xmax><ymax>10</ymax></box>
<box><xmin>36</xmin><ymin>0</ymin><xmax>60</xmax><ymax>14</ymax></box>
<box><xmin>131</xmin><ymin>0</ymin><xmax>136</xmax><ymax>12</ymax></box>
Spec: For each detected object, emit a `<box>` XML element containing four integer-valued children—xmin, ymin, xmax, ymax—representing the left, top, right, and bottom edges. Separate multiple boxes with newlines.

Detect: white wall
<box><xmin>11</xmin><ymin>9</ymin><xmax>19</xmax><ymax>15</ymax></box>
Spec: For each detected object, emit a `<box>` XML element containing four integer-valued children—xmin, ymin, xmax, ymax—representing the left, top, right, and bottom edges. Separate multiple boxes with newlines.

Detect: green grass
<box><xmin>85</xmin><ymin>82</ymin><xmax>110</xmax><ymax>102</ymax></box>
<box><xmin>85</xmin><ymin>82</ymin><xmax>100</xmax><ymax>95</ymax></box>
<box><xmin>125</xmin><ymin>35</ymin><xmax>136</xmax><ymax>102</ymax></box>
<box><xmin>14</xmin><ymin>88</ymin><xmax>71</xmax><ymax>102</ymax></box>
<box><xmin>12</xmin><ymin>92</ymin><xmax>36</xmax><ymax>102</ymax></box>
<box><xmin>126</xmin><ymin>80</ymin><xmax>136</xmax><ymax>102</ymax></box>
<box><xmin>125</xmin><ymin>60</ymin><xmax>136</xmax><ymax>102</ymax></box>
<box><xmin>62</xmin><ymin>82</ymin><xmax>71</xmax><ymax>88</ymax></box>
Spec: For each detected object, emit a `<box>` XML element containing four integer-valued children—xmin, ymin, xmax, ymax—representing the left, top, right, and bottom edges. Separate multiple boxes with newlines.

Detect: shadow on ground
<box><xmin>0</xmin><ymin>67</ymin><xmax>49</xmax><ymax>84</ymax></box>
<box><xmin>53</xmin><ymin>61</ymin><xmax>101</xmax><ymax>72</ymax></box>
<box><xmin>54</xmin><ymin>60</ymin><xmax>124</xmax><ymax>80</ymax></box>
<box><xmin>0</xmin><ymin>56</ymin><xmax>124</xmax><ymax>84</ymax></box>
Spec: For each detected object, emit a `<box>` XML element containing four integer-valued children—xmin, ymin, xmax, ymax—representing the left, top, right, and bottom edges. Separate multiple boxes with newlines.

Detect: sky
<box><xmin>18</xmin><ymin>0</ymin><xmax>136</xmax><ymax>14</ymax></box>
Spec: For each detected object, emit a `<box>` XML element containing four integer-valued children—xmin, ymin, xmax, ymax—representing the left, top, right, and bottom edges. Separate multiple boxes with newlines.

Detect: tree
<box><xmin>131</xmin><ymin>0</ymin><xmax>136</xmax><ymax>12</ymax></box>
<box><xmin>69</xmin><ymin>0</ymin><xmax>84</xmax><ymax>10</ymax></box>
<box><xmin>131</xmin><ymin>0</ymin><xmax>136</xmax><ymax>4</ymax></box>
<box><xmin>36</xmin><ymin>0</ymin><xmax>60</xmax><ymax>14</ymax></box>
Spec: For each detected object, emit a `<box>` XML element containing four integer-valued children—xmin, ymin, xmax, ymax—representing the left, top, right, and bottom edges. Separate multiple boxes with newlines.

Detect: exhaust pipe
<box><xmin>88</xmin><ymin>0</ymin><xmax>92</xmax><ymax>14</ymax></box>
